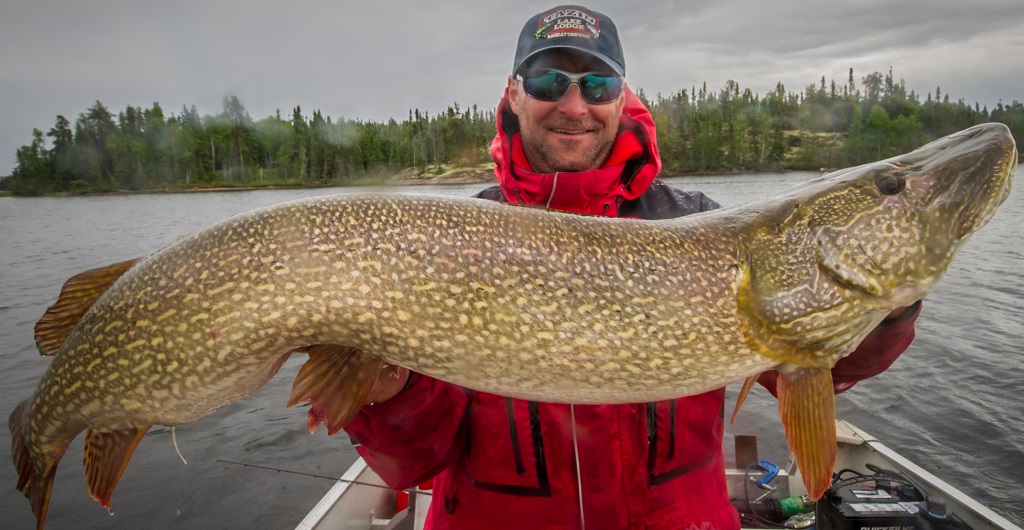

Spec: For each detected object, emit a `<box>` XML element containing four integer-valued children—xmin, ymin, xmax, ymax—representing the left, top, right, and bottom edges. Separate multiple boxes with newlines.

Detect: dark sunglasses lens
<box><xmin>523</xmin><ymin>71</ymin><xmax>570</xmax><ymax>101</ymax></box>
<box><xmin>579</xmin><ymin>75</ymin><xmax>623</xmax><ymax>103</ymax></box>
<box><xmin>523</xmin><ymin>71</ymin><xmax>623</xmax><ymax>103</ymax></box>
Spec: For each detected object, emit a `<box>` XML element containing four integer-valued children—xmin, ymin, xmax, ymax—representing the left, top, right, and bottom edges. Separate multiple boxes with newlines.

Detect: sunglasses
<box><xmin>517</xmin><ymin>69</ymin><xmax>624</xmax><ymax>104</ymax></box>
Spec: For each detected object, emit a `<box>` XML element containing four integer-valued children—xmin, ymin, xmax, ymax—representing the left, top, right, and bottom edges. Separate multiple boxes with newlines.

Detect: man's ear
<box><xmin>507</xmin><ymin>75</ymin><xmax>522</xmax><ymax>115</ymax></box>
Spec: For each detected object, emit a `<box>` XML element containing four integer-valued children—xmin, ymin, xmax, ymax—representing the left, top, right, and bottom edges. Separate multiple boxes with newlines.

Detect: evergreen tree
<box><xmin>47</xmin><ymin>115</ymin><xmax>74</xmax><ymax>189</ymax></box>
<box><xmin>9</xmin><ymin>129</ymin><xmax>52</xmax><ymax>195</ymax></box>
<box><xmin>74</xmin><ymin>101</ymin><xmax>117</xmax><ymax>190</ymax></box>
<box><xmin>220</xmin><ymin>95</ymin><xmax>256</xmax><ymax>182</ymax></box>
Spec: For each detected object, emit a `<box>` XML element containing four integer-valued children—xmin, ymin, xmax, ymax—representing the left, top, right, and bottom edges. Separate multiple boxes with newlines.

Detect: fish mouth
<box><xmin>958</xmin><ymin>139</ymin><xmax>1016</xmax><ymax>238</ymax></box>
<box><xmin>919</xmin><ymin>124</ymin><xmax>1017</xmax><ymax>240</ymax></box>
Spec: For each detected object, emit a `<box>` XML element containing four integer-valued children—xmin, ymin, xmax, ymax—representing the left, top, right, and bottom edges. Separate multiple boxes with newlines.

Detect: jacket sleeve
<box><xmin>343</xmin><ymin>372</ymin><xmax>470</xmax><ymax>489</ymax></box>
<box><xmin>758</xmin><ymin>301</ymin><xmax>922</xmax><ymax>396</ymax></box>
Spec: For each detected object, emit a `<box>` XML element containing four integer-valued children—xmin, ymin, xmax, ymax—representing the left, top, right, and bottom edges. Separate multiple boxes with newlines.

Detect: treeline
<box><xmin>3</xmin><ymin>96</ymin><xmax>496</xmax><ymax>196</ymax></box>
<box><xmin>4</xmin><ymin>68</ymin><xmax>1022</xmax><ymax>196</ymax></box>
<box><xmin>643</xmin><ymin>68</ymin><xmax>1023</xmax><ymax>173</ymax></box>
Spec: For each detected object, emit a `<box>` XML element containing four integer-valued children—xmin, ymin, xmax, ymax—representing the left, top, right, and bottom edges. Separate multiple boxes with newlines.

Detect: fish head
<box><xmin>806</xmin><ymin>122</ymin><xmax>1016</xmax><ymax>309</ymax></box>
<box><xmin>738</xmin><ymin>123</ymin><xmax>1015</xmax><ymax>366</ymax></box>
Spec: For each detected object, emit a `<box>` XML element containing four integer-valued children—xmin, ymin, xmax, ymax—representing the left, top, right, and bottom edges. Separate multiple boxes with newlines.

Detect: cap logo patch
<box><xmin>535</xmin><ymin>8</ymin><xmax>600</xmax><ymax>40</ymax></box>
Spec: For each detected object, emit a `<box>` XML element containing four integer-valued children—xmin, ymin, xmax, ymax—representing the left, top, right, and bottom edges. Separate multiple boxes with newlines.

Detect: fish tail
<box><xmin>9</xmin><ymin>398</ymin><xmax>65</xmax><ymax>530</ymax></box>
<box><xmin>777</xmin><ymin>367</ymin><xmax>836</xmax><ymax>501</ymax></box>
<box><xmin>9</xmin><ymin>400</ymin><xmax>32</xmax><ymax>496</ymax></box>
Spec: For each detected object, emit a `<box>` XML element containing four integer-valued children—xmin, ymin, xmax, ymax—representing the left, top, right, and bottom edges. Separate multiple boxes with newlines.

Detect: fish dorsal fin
<box><xmin>777</xmin><ymin>366</ymin><xmax>836</xmax><ymax>501</ymax></box>
<box><xmin>34</xmin><ymin>258</ymin><xmax>140</xmax><ymax>356</ymax></box>
<box><xmin>83</xmin><ymin>426</ymin><xmax>149</xmax><ymax>509</ymax></box>
<box><xmin>288</xmin><ymin>345</ymin><xmax>384</xmax><ymax>436</ymax></box>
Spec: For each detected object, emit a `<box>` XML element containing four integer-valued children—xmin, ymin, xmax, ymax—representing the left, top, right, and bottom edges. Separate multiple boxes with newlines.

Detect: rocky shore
<box><xmin>387</xmin><ymin>163</ymin><xmax>495</xmax><ymax>185</ymax></box>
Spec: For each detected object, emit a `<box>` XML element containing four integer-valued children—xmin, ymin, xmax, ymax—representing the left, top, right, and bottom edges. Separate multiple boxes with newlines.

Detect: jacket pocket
<box><xmin>463</xmin><ymin>393</ymin><xmax>551</xmax><ymax>496</ymax></box>
<box><xmin>645</xmin><ymin>391</ymin><xmax>723</xmax><ymax>486</ymax></box>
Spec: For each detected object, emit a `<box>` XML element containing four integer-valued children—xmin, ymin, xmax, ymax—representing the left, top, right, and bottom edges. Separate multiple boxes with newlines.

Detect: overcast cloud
<box><xmin>2</xmin><ymin>0</ymin><xmax>1022</xmax><ymax>176</ymax></box>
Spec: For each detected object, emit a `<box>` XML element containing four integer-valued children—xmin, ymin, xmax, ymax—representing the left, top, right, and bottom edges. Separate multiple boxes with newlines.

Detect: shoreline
<box><xmin>0</xmin><ymin>165</ymin><xmax>842</xmax><ymax>198</ymax></box>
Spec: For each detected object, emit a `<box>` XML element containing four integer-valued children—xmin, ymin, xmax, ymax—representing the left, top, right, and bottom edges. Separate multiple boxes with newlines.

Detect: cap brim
<box><xmin>515</xmin><ymin>44</ymin><xmax>624</xmax><ymax>77</ymax></box>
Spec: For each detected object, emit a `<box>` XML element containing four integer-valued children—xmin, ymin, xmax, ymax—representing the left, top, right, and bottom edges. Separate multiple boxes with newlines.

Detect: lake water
<box><xmin>1</xmin><ymin>170</ymin><xmax>1021</xmax><ymax>529</ymax></box>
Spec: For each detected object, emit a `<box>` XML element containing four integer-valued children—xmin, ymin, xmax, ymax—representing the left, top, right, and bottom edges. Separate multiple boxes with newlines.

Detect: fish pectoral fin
<box><xmin>83</xmin><ymin>426</ymin><xmax>149</xmax><ymax>509</ymax></box>
<box><xmin>34</xmin><ymin>258</ymin><xmax>141</xmax><ymax>356</ymax></box>
<box><xmin>729</xmin><ymin>375</ymin><xmax>760</xmax><ymax>425</ymax></box>
<box><xmin>777</xmin><ymin>366</ymin><xmax>836</xmax><ymax>501</ymax></box>
<box><xmin>288</xmin><ymin>345</ymin><xmax>384</xmax><ymax>436</ymax></box>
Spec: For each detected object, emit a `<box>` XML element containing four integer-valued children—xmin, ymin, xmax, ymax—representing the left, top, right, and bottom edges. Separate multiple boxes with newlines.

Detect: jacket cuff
<box><xmin>879</xmin><ymin>300</ymin><xmax>922</xmax><ymax>326</ymax></box>
<box><xmin>831</xmin><ymin>301</ymin><xmax>922</xmax><ymax>392</ymax></box>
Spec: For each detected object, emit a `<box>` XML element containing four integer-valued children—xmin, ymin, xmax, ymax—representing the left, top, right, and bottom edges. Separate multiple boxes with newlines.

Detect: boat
<box><xmin>295</xmin><ymin>420</ymin><xmax>1021</xmax><ymax>530</ymax></box>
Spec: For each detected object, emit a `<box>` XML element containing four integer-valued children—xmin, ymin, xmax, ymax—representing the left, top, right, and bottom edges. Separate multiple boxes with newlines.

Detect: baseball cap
<box><xmin>512</xmin><ymin>6</ymin><xmax>625</xmax><ymax>76</ymax></box>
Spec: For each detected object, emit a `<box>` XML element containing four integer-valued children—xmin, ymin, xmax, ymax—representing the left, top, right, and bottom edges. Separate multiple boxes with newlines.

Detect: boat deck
<box><xmin>296</xmin><ymin>421</ymin><xmax>1021</xmax><ymax>530</ymax></box>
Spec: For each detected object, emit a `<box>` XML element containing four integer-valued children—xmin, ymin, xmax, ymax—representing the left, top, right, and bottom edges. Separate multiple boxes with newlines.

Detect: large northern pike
<box><xmin>9</xmin><ymin>123</ymin><xmax>1017</xmax><ymax>528</ymax></box>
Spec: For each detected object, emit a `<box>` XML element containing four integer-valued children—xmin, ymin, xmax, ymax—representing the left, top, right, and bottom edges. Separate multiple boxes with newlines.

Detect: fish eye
<box><xmin>875</xmin><ymin>174</ymin><xmax>906</xmax><ymax>195</ymax></box>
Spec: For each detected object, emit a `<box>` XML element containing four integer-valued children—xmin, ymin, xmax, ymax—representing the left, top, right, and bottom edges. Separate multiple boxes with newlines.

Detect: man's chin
<box><xmin>546</xmin><ymin>158</ymin><xmax>595</xmax><ymax>172</ymax></box>
<box><xmin>527</xmin><ymin>139</ymin><xmax>612</xmax><ymax>173</ymax></box>
<box><xmin>546</xmin><ymin>145</ymin><xmax>604</xmax><ymax>172</ymax></box>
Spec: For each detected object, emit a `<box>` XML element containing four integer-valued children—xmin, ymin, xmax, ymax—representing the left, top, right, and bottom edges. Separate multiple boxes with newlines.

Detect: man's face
<box><xmin>508</xmin><ymin>50</ymin><xmax>626</xmax><ymax>173</ymax></box>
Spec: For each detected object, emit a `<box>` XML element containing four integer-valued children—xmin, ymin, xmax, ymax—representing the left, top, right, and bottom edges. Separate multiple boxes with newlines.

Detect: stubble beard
<box><xmin>520</xmin><ymin>122</ymin><xmax>616</xmax><ymax>173</ymax></box>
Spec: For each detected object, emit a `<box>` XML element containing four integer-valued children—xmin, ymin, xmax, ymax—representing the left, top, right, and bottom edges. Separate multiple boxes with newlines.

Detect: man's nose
<box><xmin>555</xmin><ymin>85</ymin><xmax>589</xmax><ymax>115</ymax></box>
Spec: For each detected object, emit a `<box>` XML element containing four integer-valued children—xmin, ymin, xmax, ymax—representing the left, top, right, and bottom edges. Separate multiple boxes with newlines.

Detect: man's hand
<box><xmin>365</xmin><ymin>365</ymin><xmax>411</xmax><ymax>404</ymax></box>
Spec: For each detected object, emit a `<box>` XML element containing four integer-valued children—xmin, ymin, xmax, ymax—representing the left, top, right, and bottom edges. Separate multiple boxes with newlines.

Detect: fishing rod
<box><xmin>216</xmin><ymin>459</ymin><xmax>433</xmax><ymax>496</ymax></box>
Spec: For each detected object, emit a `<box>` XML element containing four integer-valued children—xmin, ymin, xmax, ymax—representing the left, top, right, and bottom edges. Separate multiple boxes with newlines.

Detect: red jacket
<box><xmin>344</xmin><ymin>89</ymin><xmax>920</xmax><ymax>529</ymax></box>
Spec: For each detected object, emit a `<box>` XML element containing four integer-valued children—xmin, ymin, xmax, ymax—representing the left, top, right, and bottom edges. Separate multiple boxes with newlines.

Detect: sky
<box><xmin>2</xmin><ymin>0</ymin><xmax>1022</xmax><ymax>176</ymax></box>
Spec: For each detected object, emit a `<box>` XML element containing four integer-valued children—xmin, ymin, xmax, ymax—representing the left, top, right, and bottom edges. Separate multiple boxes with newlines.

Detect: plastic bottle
<box><xmin>767</xmin><ymin>495</ymin><xmax>815</xmax><ymax>517</ymax></box>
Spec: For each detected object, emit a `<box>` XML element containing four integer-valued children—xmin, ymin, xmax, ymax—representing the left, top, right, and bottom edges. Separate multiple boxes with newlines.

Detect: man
<box><xmin>345</xmin><ymin>5</ymin><xmax>920</xmax><ymax>529</ymax></box>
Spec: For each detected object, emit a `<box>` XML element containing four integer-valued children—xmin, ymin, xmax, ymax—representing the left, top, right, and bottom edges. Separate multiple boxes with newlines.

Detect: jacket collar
<box><xmin>489</xmin><ymin>87</ymin><xmax>662</xmax><ymax>216</ymax></box>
